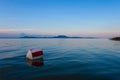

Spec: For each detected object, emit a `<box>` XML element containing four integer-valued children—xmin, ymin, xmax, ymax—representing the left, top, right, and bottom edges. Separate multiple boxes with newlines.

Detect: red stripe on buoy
<box><xmin>32</xmin><ymin>51</ymin><xmax>43</xmax><ymax>57</ymax></box>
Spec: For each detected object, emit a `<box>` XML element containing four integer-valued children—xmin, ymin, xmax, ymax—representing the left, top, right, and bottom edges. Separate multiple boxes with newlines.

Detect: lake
<box><xmin>0</xmin><ymin>39</ymin><xmax>120</xmax><ymax>80</ymax></box>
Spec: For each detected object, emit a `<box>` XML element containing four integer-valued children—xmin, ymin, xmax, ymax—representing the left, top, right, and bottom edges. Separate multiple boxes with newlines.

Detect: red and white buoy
<box><xmin>26</xmin><ymin>48</ymin><xmax>43</xmax><ymax>60</ymax></box>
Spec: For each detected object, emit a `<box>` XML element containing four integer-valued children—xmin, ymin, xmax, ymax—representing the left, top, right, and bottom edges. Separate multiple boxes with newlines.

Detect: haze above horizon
<box><xmin>0</xmin><ymin>0</ymin><xmax>120</xmax><ymax>38</ymax></box>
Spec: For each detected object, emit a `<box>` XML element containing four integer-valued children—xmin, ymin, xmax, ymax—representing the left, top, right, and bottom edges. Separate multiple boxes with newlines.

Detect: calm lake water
<box><xmin>0</xmin><ymin>39</ymin><xmax>120</xmax><ymax>80</ymax></box>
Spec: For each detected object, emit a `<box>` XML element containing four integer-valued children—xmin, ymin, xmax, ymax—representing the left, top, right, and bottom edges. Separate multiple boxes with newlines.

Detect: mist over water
<box><xmin>0</xmin><ymin>39</ymin><xmax>120</xmax><ymax>80</ymax></box>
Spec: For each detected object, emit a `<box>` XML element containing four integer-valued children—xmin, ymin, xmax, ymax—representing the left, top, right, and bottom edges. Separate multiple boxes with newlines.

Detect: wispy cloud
<box><xmin>0</xmin><ymin>29</ymin><xmax>10</xmax><ymax>33</ymax></box>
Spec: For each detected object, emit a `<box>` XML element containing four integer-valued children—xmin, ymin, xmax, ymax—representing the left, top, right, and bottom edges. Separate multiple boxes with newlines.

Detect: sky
<box><xmin>0</xmin><ymin>0</ymin><xmax>120</xmax><ymax>37</ymax></box>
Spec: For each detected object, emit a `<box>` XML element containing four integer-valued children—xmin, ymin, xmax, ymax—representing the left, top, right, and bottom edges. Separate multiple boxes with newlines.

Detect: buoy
<box><xmin>26</xmin><ymin>48</ymin><xmax>43</xmax><ymax>60</ymax></box>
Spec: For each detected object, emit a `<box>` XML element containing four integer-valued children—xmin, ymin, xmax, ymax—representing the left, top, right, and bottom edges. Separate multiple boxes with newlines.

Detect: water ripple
<box><xmin>0</xmin><ymin>39</ymin><xmax>120</xmax><ymax>80</ymax></box>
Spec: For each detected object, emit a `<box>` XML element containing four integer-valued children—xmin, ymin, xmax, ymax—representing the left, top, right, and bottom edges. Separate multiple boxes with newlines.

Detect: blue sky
<box><xmin>0</xmin><ymin>0</ymin><xmax>120</xmax><ymax>37</ymax></box>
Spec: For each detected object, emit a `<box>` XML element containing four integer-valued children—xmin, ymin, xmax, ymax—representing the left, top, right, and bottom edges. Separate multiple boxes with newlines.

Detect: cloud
<box><xmin>0</xmin><ymin>29</ymin><xmax>10</xmax><ymax>33</ymax></box>
<box><xmin>0</xmin><ymin>29</ymin><xmax>22</xmax><ymax>37</ymax></box>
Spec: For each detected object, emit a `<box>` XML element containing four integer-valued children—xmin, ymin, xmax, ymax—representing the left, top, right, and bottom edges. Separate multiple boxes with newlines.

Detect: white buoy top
<box><xmin>26</xmin><ymin>48</ymin><xmax>43</xmax><ymax>60</ymax></box>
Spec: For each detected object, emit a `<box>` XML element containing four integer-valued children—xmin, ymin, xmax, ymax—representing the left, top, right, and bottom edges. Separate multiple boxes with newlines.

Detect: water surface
<box><xmin>0</xmin><ymin>39</ymin><xmax>120</xmax><ymax>80</ymax></box>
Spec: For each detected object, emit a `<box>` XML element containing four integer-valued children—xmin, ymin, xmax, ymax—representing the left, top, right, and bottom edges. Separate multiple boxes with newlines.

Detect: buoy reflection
<box><xmin>26</xmin><ymin>58</ymin><xmax>44</xmax><ymax>67</ymax></box>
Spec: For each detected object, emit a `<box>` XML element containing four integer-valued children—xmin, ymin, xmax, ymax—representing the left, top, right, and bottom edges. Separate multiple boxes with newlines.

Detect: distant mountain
<box><xmin>53</xmin><ymin>35</ymin><xmax>69</xmax><ymax>38</ymax></box>
<box><xmin>20</xmin><ymin>35</ymin><xmax>97</xmax><ymax>39</ymax></box>
<box><xmin>110</xmin><ymin>37</ymin><xmax>120</xmax><ymax>41</ymax></box>
<box><xmin>20</xmin><ymin>36</ymin><xmax>38</xmax><ymax>38</ymax></box>
<box><xmin>0</xmin><ymin>33</ymin><xmax>98</xmax><ymax>39</ymax></box>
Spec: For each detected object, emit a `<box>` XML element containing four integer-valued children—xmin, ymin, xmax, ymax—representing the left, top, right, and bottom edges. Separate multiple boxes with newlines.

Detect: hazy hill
<box><xmin>110</xmin><ymin>37</ymin><xmax>120</xmax><ymax>41</ymax></box>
